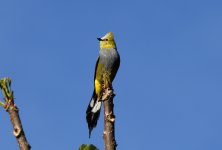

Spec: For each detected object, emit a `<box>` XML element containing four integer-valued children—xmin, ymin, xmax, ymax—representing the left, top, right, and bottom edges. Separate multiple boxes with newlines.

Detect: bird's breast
<box><xmin>99</xmin><ymin>48</ymin><xmax>119</xmax><ymax>70</ymax></box>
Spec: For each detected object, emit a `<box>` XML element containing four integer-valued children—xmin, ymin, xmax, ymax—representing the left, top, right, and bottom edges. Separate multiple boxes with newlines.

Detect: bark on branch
<box><xmin>0</xmin><ymin>78</ymin><xmax>31</xmax><ymax>150</ymax></box>
<box><xmin>102</xmin><ymin>88</ymin><xmax>117</xmax><ymax>150</ymax></box>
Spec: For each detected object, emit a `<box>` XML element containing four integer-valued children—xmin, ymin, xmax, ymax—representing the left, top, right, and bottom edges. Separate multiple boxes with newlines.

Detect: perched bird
<box><xmin>86</xmin><ymin>32</ymin><xmax>120</xmax><ymax>138</ymax></box>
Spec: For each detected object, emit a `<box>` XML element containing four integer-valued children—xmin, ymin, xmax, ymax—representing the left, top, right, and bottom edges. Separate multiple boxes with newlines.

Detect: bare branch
<box><xmin>0</xmin><ymin>77</ymin><xmax>31</xmax><ymax>150</ymax></box>
<box><xmin>102</xmin><ymin>88</ymin><xmax>117</xmax><ymax>150</ymax></box>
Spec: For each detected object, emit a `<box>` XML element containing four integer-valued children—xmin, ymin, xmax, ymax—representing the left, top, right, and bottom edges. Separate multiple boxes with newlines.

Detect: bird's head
<box><xmin>97</xmin><ymin>32</ymin><xmax>116</xmax><ymax>49</ymax></box>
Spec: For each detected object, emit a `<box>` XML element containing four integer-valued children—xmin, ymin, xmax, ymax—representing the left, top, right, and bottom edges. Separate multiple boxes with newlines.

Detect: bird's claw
<box><xmin>102</xmin><ymin>88</ymin><xmax>114</xmax><ymax>101</ymax></box>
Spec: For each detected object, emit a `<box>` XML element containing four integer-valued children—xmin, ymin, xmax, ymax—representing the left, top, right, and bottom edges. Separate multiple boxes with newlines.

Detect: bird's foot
<box><xmin>102</xmin><ymin>88</ymin><xmax>115</xmax><ymax>101</ymax></box>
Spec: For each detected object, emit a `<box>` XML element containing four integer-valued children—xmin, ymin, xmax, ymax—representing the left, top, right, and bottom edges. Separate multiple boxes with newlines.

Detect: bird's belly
<box><xmin>96</xmin><ymin>48</ymin><xmax>119</xmax><ymax>84</ymax></box>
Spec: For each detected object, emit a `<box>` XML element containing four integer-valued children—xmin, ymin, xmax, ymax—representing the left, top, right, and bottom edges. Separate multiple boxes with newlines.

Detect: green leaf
<box><xmin>78</xmin><ymin>144</ymin><xmax>99</xmax><ymax>150</ymax></box>
<box><xmin>0</xmin><ymin>77</ymin><xmax>13</xmax><ymax>101</ymax></box>
<box><xmin>0</xmin><ymin>101</ymin><xmax>5</xmax><ymax>108</ymax></box>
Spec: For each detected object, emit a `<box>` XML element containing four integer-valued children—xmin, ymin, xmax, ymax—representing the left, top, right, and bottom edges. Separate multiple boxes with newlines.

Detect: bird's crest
<box><xmin>101</xmin><ymin>32</ymin><xmax>114</xmax><ymax>41</ymax></box>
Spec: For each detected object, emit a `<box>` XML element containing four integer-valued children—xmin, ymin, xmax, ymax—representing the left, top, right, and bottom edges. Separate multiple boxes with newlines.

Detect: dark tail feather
<box><xmin>86</xmin><ymin>91</ymin><xmax>101</xmax><ymax>138</ymax></box>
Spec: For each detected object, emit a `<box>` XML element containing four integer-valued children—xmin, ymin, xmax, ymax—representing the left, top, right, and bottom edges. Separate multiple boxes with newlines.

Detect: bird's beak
<box><xmin>97</xmin><ymin>38</ymin><xmax>103</xmax><ymax>41</ymax></box>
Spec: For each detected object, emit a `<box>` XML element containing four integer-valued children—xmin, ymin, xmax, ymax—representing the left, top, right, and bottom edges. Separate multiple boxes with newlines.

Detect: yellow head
<box><xmin>97</xmin><ymin>32</ymin><xmax>116</xmax><ymax>49</ymax></box>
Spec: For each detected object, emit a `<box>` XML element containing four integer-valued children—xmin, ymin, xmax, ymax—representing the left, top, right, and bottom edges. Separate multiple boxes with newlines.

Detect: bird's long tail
<box><xmin>86</xmin><ymin>90</ymin><xmax>101</xmax><ymax>138</ymax></box>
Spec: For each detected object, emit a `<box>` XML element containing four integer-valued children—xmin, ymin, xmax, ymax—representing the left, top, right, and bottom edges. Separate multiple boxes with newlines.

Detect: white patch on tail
<box><xmin>90</xmin><ymin>98</ymin><xmax>94</xmax><ymax>107</ymax></box>
<box><xmin>92</xmin><ymin>101</ymin><xmax>101</xmax><ymax>113</ymax></box>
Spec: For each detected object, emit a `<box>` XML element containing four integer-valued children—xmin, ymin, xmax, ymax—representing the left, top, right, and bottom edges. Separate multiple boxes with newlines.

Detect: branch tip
<box><xmin>0</xmin><ymin>77</ymin><xmax>31</xmax><ymax>150</ymax></box>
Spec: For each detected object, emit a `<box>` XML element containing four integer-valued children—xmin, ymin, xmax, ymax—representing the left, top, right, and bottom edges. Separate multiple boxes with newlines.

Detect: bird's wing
<box><xmin>93</xmin><ymin>56</ymin><xmax>100</xmax><ymax>82</ymax></box>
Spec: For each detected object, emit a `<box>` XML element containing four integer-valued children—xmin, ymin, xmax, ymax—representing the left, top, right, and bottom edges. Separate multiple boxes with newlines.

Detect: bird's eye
<box><xmin>105</xmin><ymin>39</ymin><xmax>108</xmax><ymax>41</ymax></box>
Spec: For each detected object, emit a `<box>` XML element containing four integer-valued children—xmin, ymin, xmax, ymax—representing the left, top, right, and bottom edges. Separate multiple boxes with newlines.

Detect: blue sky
<box><xmin>0</xmin><ymin>0</ymin><xmax>222</xmax><ymax>149</ymax></box>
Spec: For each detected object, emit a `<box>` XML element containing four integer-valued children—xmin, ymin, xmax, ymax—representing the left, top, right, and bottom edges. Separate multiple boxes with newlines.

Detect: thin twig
<box><xmin>0</xmin><ymin>78</ymin><xmax>31</xmax><ymax>150</ymax></box>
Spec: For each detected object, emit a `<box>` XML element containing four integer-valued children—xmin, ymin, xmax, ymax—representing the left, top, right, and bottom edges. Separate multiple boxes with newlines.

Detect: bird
<box><xmin>86</xmin><ymin>32</ymin><xmax>120</xmax><ymax>138</ymax></box>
